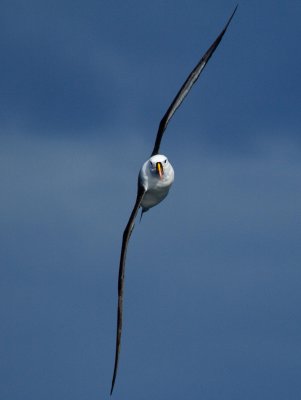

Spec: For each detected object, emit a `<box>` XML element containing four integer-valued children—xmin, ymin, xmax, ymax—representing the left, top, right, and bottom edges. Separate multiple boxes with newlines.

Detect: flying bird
<box><xmin>111</xmin><ymin>6</ymin><xmax>237</xmax><ymax>394</ymax></box>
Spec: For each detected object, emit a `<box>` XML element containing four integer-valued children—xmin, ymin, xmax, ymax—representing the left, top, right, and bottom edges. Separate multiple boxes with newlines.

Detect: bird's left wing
<box><xmin>110</xmin><ymin>183</ymin><xmax>146</xmax><ymax>395</ymax></box>
<box><xmin>151</xmin><ymin>5</ymin><xmax>238</xmax><ymax>156</ymax></box>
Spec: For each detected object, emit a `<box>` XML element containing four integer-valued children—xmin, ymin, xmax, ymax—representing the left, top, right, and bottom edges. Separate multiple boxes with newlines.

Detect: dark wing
<box><xmin>151</xmin><ymin>5</ymin><xmax>238</xmax><ymax>156</ymax></box>
<box><xmin>110</xmin><ymin>183</ymin><xmax>146</xmax><ymax>395</ymax></box>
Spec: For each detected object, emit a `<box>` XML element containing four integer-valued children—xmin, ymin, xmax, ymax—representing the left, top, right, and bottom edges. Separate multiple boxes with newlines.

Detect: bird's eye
<box><xmin>164</xmin><ymin>159</ymin><xmax>167</xmax><ymax>163</ymax></box>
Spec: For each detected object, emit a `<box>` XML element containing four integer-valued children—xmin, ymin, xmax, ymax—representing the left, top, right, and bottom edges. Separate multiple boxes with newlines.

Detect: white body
<box><xmin>139</xmin><ymin>154</ymin><xmax>174</xmax><ymax>211</ymax></box>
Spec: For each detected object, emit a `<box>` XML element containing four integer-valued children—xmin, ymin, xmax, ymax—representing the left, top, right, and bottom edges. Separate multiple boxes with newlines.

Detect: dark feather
<box><xmin>110</xmin><ymin>183</ymin><xmax>146</xmax><ymax>395</ymax></box>
<box><xmin>151</xmin><ymin>5</ymin><xmax>238</xmax><ymax>156</ymax></box>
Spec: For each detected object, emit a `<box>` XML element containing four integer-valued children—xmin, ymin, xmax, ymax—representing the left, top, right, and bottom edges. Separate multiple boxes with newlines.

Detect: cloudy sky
<box><xmin>1</xmin><ymin>1</ymin><xmax>301</xmax><ymax>399</ymax></box>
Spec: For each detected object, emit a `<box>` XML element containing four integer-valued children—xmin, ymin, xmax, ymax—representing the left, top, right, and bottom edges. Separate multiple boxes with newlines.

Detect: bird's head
<box><xmin>148</xmin><ymin>154</ymin><xmax>170</xmax><ymax>180</ymax></box>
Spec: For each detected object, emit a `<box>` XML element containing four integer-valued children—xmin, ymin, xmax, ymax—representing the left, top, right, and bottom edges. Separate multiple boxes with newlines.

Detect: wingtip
<box><xmin>224</xmin><ymin>4</ymin><xmax>239</xmax><ymax>31</ymax></box>
<box><xmin>110</xmin><ymin>348</ymin><xmax>118</xmax><ymax>395</ymax></box>
<box><xmin>110</xmin><ymin>377</ymin><xmax>116</xmax><ymax>396</ymax></box>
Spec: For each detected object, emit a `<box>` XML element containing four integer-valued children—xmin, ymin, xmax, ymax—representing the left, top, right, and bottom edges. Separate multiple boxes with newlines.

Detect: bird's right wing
<box><xmin>110</xmin><ymin>183</ymin><xmax>146</xmax><ymax>395</ymax></box>
<box><xmin>151</xmin><ymin>5</ymin><xmax>238</xmax><ymax>157</ymax></box>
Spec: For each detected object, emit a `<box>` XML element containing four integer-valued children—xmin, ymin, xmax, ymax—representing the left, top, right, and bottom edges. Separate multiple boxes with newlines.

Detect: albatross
<box><xmin>111</xmin><ymin>6</ymin><xmax>237</xmax><ymax>394</ymax></box>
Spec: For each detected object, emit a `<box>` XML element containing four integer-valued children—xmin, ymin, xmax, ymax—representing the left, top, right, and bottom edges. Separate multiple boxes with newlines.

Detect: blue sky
<box><xmin>1</xmin><ymin>1</ymin><xmax>301</xmax><ymax>399</ymax></box>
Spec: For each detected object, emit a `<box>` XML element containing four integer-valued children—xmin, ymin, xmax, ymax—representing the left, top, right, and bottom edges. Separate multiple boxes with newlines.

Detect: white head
<box><xmin>148</xmin><ymin>154</ymin><xmax>171</xmax><ymax>180</ymax></box>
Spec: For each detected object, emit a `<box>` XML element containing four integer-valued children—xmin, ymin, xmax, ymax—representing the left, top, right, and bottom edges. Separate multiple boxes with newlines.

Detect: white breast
<box><xmin>138</xmin><ymin>158</ymin><xmax>174</xmax><ymax>211</ymax></box>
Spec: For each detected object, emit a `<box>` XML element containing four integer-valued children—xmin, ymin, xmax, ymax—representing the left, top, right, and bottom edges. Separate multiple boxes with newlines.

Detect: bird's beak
<box><xmin>156</xmin><ymin>162</ymin><xmax>164</xmax><ymax>180</ymax></box>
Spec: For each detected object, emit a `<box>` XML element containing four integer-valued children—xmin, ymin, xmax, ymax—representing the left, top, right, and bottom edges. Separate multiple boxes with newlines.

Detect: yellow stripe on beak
<box><xmin>156</xmin><ymin>162</ymin><xmax>163</xmax><ymax>180</ymax></box>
